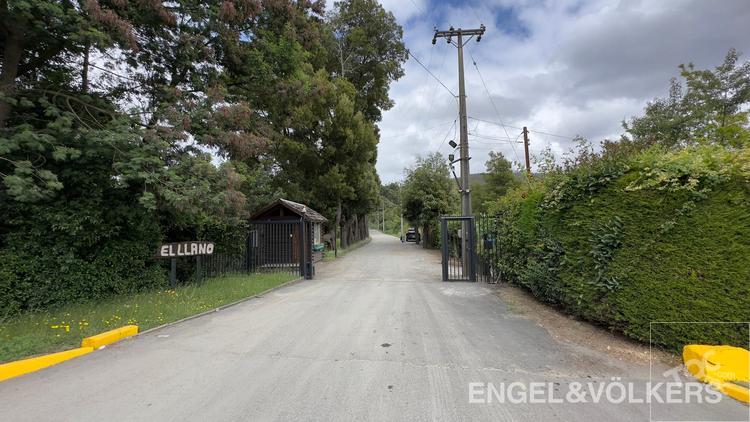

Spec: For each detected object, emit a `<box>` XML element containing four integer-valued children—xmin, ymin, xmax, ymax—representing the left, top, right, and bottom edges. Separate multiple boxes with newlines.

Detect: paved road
<box><xmin>1</xmin><ymin>231</ymin><xmax>747</xmax><ymax>421</ymax></box>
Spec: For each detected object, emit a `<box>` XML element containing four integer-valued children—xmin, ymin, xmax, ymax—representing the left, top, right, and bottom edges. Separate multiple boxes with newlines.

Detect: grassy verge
<box><xmin>0</xmin><ymin>272</ymin><xmax>297</xmax><ymax>363</ymax></box>
<box><xmin>323</xmin><ymin>237</ymin><xmax>372</xmax><ymax>262</ymax></box>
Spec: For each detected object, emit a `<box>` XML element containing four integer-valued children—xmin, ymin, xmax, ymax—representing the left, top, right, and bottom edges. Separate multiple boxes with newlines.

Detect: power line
<box><xmin>529</xmin><ymin>128</ymin><xmax>577</xmax><ymax>140</ymax></box>
<box><xmin>469</xmin><ymin>132</ymin><xmax>523</xmax><ymax>143</ymax></box>
<box><xmin>466</xmin><ymin>48</ymin><xmax>528</xmax><ymax>183</ymax></box>
<box><xmin>408</xmin><ymin>50</ymin><xmax>457</xmax><ymax>98</ymax></box>
<box><xmin>379</xmin><ymin>119</ymin><xmax>456</xmax><ymax>147</ymax></box>
<box><xmin>423</xmin><ymin>43</ymin><xmax>451</xmax><ymax>120</ymax></box>
<box><xmin>468</xmin><ymin>117</ymin><xmax>576</xmax><ymax>140</ymax></box>
<box><xmin>436</xmin><ymin>117</ymin><xmax>458</xmax><ymax>152</ymax></box>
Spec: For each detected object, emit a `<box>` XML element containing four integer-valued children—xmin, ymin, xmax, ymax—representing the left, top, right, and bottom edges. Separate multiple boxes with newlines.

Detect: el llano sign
<box><xmin>156</xmin><ymin>241</ymin><xmax>215</xmax><ymax>287</ymax></box>
<box><xmin>156</xmin><ymin>241</ymin><xmax>214</xmax><ymax>258</ymax></box>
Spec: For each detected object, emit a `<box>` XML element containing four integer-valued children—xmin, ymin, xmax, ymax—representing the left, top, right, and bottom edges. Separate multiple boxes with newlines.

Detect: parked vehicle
<box><xmin>403</xmin><ymin>228</ymin><xmax>420</xmax><ymax>243</ymax></box>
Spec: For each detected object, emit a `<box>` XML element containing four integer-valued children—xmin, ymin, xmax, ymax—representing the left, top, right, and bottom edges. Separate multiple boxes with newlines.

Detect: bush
<box><xmin>488</xmin><ymin>145</ymin><xmax>750</xmax><ymax>351</ymax></box>
<box><xmin>0</xmin><ymin>188</ymin><xmax>169</xmax><ymax>315</ymax></box>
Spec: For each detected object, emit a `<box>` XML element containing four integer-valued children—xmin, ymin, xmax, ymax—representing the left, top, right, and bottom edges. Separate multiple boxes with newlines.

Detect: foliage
<box><xmin>472</xmin><ymin>152</ymin><xmax>518</xmax><ymax>213</ymax></box>
<box><xmin>624</xmin><ymin>48</ymin><xmax>750</xmax><ymax>148</ymax></box>
<box><xmin>369</xmin><ymin>182</ymin><xmax>404</xmax><ymax>236</ymax></box>
<box><xmin>485</xmin><ymin>52</ymin><xmax>750</xmax><ymax>350</ymax></box>
<box><xmin>327</xmin><ymin>0</ymin><xmax>408</xmax><ymax>122</ymax></box>
<box><xmin>487</xmin><ymin>143</ymin><xmax>750</xmax><ymax>351</ymax></box>
<box><xmin>0</xmin><ymin>0</ymin><xmax>406</xmax><ymax>314</ymax></box>
<box><xmin>402</xmin><ymin>153</ymin><xmax>459</xmax><ymax>247</ymax></box>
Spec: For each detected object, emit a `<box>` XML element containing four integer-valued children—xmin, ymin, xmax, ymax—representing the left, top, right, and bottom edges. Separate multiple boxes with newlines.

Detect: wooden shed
<box><xmin>249</xmin><ymin>199</ymin><xmax>328</xmax><ymax>276</ymax></box>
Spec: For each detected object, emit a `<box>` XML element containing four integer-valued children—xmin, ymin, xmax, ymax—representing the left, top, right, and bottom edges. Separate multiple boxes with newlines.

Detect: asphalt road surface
<box><xmin>1</xmin><ymin>231</ymin><xmax>747</xmax><ymax>421</ymax></box>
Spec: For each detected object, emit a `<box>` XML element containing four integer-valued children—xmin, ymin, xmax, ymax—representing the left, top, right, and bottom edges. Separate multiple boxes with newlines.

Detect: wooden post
<box><xmin>170</xmin><ymin>258</ymin><xmax>177</xmax><ymax>288</ymax></box>
<box><xmin>523</xmin><ymin>126</ymin><xmax>531</xmax><ymax>175</ymax></box>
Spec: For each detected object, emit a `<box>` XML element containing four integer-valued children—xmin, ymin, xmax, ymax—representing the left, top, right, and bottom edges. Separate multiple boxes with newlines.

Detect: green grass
<box><xmin>323</xmin><ymin>237</ymin><xmax>372</xmax><ymax>262</ymax></box>
<box><xmin>0</xmin><ymin>272</ymin><xmax>297</xmax><ymax>363</ymax></box>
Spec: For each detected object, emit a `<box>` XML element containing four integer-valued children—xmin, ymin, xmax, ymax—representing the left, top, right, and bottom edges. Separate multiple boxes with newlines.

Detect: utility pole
<box><xmin>433</xmin><ymin>25</ymin><xmax>485</xmax><ymax>273</ymax></box>
<box><xmin>399</xmin><ymin>183</ymin><xmax>404</xmax><ymax>237</ymax></box>
<box><xmin>523</xmin><ymin>126</ymin><xmax>531</xmax><ymax>175</ymax></box>
<box><xmin>382</xmin><ymin>197</ymin><xmax>385</xmax><ymax>232</ymax></box>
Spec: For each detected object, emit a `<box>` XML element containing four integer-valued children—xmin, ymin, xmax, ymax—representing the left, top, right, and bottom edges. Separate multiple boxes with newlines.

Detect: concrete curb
<box><xmin>137</xmin><ymin>276</ymin><xmax>306</xmax><ymax>337</ymax></box>
<box><xmin>0</xmin><ymin>347</ymin><xmax>94</xmax><ymax>382</ymax></box>
<box><xmin>81</xmin><ymin>325</ymin><xmax>138</xmax><ymax>348</ymax></box>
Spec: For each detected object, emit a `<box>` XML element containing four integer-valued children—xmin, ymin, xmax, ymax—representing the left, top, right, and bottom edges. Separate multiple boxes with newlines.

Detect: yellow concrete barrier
<box><xmin>81</xmin><ymin>325</ymin><xmax>138</xmax><ymax>348</ymax></box>
<box><xmin>0</xmin><ymin>347</ymin><xmax>94</xmax><ymax>382</ymax></box>
<box><xmin>683</xmin><ymin>344</ymin><xmax>749</xmax><ymax>404</ymax></box>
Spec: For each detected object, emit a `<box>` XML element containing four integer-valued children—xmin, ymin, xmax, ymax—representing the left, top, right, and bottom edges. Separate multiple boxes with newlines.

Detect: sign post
<box><xmin>170</xmin><ymin>258</ymin><xmax>177</xmax><ymax>288</ymax></box>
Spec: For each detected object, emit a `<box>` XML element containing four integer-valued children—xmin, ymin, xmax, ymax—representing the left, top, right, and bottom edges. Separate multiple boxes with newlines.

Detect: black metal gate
<box><xmin>199</xmin><ymin>219</ymin><xmax>314</xmax><ymax>280</ymax></box>
<box><xmin>246</xmin><ymin>219</ymin><xmax>312</xmax><ymax>279</ymax></box>
<box><xmin>440</xmin><ymin>216</ymin><xmax>476</xmax><ymax>281</ymax></box>
<box><xmin>476</xmin><ymin>215</ymin><xmax>502</xmax><ymax>283</ymax></box>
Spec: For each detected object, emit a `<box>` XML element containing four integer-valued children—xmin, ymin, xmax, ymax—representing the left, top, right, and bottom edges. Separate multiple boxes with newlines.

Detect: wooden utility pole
<box><xmin>382</xmin><ymin>197</ymin><xmax>385</xmax><ymax>232</ymax></box>
<box><xmin>523</xmin><ymin>126</ymin><xmax>531</xmax><ymax>175</ymax></box>
<box><xmin>433</xmin><ymin>25</ymin><xmax>485</xmax><ymax>272</ymax></box>
<box><xmin>399</xmin><ymin>183</ymin><xmax>404</xmax><ymax>237</ymax></box>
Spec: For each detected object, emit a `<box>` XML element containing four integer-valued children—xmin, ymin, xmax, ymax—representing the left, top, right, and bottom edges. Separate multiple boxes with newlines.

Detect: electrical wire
<box><xmin>437</xmin><ymin>118</ymin><xmax>458</xmax><ymax>152</ymax></box>
<box><xmin>408</xmin><ymin>50</ymin><xmax>457</xmax><ymax>98</ymax></box>
<box><xmin>467</xmin><ymin>48</ymin><xmax>529</xmax><ymax>183</ymax></box>
<box><xmin>468</xmin><ymin>116</ymin><xmax>576</xmax><ymax>140</ymax></box>
<box><xmin>469</xmin><ymin>133</ymin><xmax>523</xmax><ymax>143</ymax></box>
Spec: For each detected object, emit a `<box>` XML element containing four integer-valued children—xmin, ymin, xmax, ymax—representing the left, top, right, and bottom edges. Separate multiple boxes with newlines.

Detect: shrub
<box><xmin>488</xmin><ymin>145</ymin><xmax>750</xmax><ymax>351</ymax></box>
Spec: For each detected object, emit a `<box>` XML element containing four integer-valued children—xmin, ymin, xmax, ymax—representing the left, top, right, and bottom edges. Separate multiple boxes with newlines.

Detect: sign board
<box><xmin>156</xmin><ymin>241</ymin><xmax>214</xmax><ymax>258</ymax></box>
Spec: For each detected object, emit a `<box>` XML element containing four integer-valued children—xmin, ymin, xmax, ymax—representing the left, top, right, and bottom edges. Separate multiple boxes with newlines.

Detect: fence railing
<box><xmin>167</xmin><ymin>219</ymin><xmax>314</xmax><ymax>284</ymax></box>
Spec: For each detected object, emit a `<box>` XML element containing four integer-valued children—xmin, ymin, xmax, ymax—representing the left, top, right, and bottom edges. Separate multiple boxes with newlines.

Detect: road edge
<box><xmin>137</xmin><ymin>276</ymin><xmax>306</xmax><ymax>337</ymax></box>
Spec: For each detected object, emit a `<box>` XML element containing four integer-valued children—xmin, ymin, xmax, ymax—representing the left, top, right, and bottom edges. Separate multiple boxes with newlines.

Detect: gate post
<box><xmin>440</xmin><ymin>218</ymin><xmax>448</xmax><ymax>281</ymax></box>
<box><xmin>245</xmin><ymin>234</ymin><xmax>252</xmax><ymax>273</ymax></box>
<box><xmin>298</xmin><ymin>218</ymin><xmax>305</xmax><ymax>278</ymax></box>
<box><xmin>469</xmin><ymin>217</ymin><xmax>476</xmax><ymax>282</ymax></box>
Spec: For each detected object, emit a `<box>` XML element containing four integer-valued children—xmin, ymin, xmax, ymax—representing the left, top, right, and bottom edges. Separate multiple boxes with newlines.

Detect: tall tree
<box><xmin>471</xmin><ymin>152</ymin><xmax>517</xmax><ymax>213</ymax></box>
<box><xmin>484</xmin><ymin>151</ymin><xmax>516</xmax><ymax>197</ymax></box>
<box><xmin>625</xmin><ymin>48</ymin><xmax>750</xmax><ymax>148</ymax></box>
<box><xmin>327</xmin><ymin>0</ymin><xmax>407</xmax><ymax>122</ymax></box>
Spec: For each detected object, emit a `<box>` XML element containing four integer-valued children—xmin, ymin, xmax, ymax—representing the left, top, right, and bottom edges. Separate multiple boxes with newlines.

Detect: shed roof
<box><xmin>249</xmin><ymin>198</ymin><xmax>328</xmax><ymax>223</ymax></box>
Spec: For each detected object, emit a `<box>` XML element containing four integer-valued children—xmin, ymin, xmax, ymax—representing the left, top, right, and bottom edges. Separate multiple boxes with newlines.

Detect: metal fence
<box><xmin>190</xmin><ymin>219</ymin><xmax>313</xmax><ymax>282</ymax></box>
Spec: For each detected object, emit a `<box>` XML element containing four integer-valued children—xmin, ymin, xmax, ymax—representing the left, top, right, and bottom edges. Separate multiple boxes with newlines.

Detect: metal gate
<box><xmin>440</xmin><ymin>216</ymin><xmax>476</xmax><ymax>281</ymax></box>
<box><xmin>199</xmin><ymin>219</ymin><xmax>314</xmax><ymax>280</ymax></box>
<box><xmin>476</xmin><ymin>215</ymin><xmax>502</xmax><ymax>283</ymax></box>
<box><xmin>246</xmin><ymin>219</ymin><xmax>312</xmax><ymax>279</ymax></box>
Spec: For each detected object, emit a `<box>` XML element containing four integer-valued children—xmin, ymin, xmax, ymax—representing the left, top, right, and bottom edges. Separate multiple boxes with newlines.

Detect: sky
<box><xmin>366</xmin><ymin>0</ymin><xmax>750</xmax><ymax>183</ymax></box>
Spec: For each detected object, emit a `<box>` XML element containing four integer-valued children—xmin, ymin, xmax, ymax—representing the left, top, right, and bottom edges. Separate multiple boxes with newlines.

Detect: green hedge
<box><xmin>488</xmin><ymin>145</ymin><xmax>750</xmax><ymax>351</ymax></box>
<box><xmin>0</xmin><ymin>184</ymin><xmax>172</xmax><ymax>315</ymax></box>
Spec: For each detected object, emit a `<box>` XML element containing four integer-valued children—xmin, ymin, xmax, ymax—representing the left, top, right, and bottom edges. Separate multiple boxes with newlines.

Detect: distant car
<box><xmin>403</xmin><ymin>228</ymin><xmax>420</xmax><ymax>243</ymax></box>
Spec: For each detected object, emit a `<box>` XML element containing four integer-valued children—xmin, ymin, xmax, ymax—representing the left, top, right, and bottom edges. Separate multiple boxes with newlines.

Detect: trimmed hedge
<box><xmin>488</xmin><ymin>145</ymin><xmax>750</xmax><ymax>351</ymax></box>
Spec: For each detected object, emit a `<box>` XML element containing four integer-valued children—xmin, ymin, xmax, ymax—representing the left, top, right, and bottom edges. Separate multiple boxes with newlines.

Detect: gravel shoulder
<box><xmin>493</xmin><ymin>284</ymin><xmax>680</xmax><ymax>367</ymax></box>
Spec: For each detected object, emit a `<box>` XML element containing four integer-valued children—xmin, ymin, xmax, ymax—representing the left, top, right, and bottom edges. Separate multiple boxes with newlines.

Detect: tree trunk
<box><xmin>334</xmin><ymin>200</ymin><xmax>341</xmax><ymax>255</ymax></box>
<box><xmin>81</xmin><ymin>41</ymin><xmax>90</xmax><ymax>93</ymax></box>
<box><xmin>339</xmin><ymin>215</ymin><xmax>349</xmax><ymax>249</ymax></box>
<box><xmin>0</xmin><ymin>29</ymin><xmax>23</xmax><ymax>128</ymax></box>
<box><xmin>422</xmin><ymin>224</ymin><xmax>432</xmax><ymax>249</ymax></box>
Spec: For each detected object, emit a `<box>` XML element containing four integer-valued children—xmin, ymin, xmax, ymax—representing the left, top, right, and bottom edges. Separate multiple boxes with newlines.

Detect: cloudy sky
<box><xmin>368</xmin><ymin>0</ymin><xmax>750</xmax><ymax>183</ymax></box>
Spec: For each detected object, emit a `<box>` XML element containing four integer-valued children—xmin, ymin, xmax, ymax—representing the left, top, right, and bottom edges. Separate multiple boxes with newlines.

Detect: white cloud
<box><xmin>375</xmin><ymin>0</ymin><xmax>750</xmax><ymax>182</ymax></box>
